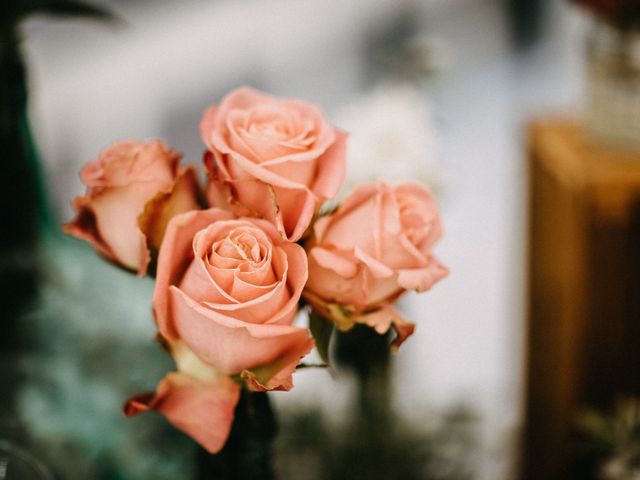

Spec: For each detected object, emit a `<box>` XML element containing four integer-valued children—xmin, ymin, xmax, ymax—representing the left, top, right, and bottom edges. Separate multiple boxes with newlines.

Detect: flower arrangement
<box><xmin>571</xmin><ymin>0</ymin><xmax>640</xmax><ymax>30</ymax></box>
<box><xmin>64</xmin><ymin>87</ymin><xmax>448</xmax><ymax>457</ymax></box>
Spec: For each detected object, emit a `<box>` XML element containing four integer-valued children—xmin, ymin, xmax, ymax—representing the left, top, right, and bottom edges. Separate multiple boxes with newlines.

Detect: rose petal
<box><xmin>138</xmin><ymin>167</ymin><xmax>202</xmax><ymax>258</ymax></box>
<box><xmin>62</xmin><ymin>196</ymin><xmax>119</xmax><ymax>266</ymax></box>
<box><xmin>270</xmin><ymin>185</ymin><xmax>317</xmax><ymax>241</ymax></box>
<box><xmin>211</xmin><ymin>87</ymin><xmax>275</xmax><ymax>131</ymax></box>
<box><xmin>304</xmin><ymin>258</ymin><xmax>369</xmax><ymax>313</ymax></box>
<box><xmin>224</xmin><ymin>148</ymin><xmax>316</xmax><ymax>191</ymax></box>
<box><xmin>81</xmin><ymin>140</ymin><xmax>179</xmax><ymax>189</ymax></box>
<box><xmin>205</xmin><ymin>174</ymin><xmax>233</xmax><ymax>212</ymax></box>
<box><xmin>320</xmin><ymin>186</ymin><xmax>378</xmax><ymax>250</ymax></box>
<box><xmin>310</xmin><ymin>246</ymin><xmax>358</xmax><ymax>279</ymax></box>
<box><xmin>311</xmin><ymin>129</ymin><xmax>348</xmax><ymax>200</ymax></box>
<box><xmin>178</xmin><ymin>223</ymin><xmax>307</xmax><ymax>325</ymax></box>
<box><xmin>153</xmin><ymin>208</ymin><xmax>235</xmax><ymax>340</ymax></box>
<box><xmin>353</xmin><ymin>246</ymin><xmax>395</xmax><ymax>279</ymax></box>
<box><xmin>124</xmin><ymin>372</ymin><xmax>240</xmax><ymax>453</ymax></box>
<box><xmin>397</xmin><ymin>256</ymin><xmax>449</xmax><ymax>292</ymax></box>
<box><xmin>200</xmin><ymin>105</ymin><xmax>219</xmax><ymax>151</ymax></box>
<box><xmin>170</xmin><ymin>286</ymin><xmax>312</xmax><ymax>374</ymax></box>
<box><xmin>241</xmin><ymin>336</ymin><xmax>314</xmax><ymax>392</ymax></box>
<box><xmin>396</xmin><ymin>183</ymin><xmax>443</xmax><ymax>244</ymax></box>
<box><xmin>78</xmin><ymin>182</ymin><xmax>162</xmax><ymax>272</ymax></box>
<box><xmin>263</xmin><ymin>156</ymin><xmax>318</xmax><ymax>187</ymax></box>
<box><xmin>355</xmin><ymin>305</ymin><xmax>416</xmax><ymax>352</ymax></box>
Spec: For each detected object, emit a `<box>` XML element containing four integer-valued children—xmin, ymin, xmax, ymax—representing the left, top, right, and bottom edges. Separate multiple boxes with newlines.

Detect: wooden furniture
<box><xmin>523</xmin><ymin>119</ymin><xmax>640</xmax><ymax>480</ymax></box>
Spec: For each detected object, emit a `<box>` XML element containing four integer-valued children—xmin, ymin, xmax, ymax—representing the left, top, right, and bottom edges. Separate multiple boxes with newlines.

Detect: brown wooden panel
<box><xmin>522</xmin><ymin>119</ymin><xmax>640</xmax><ymax>480</ymax></box>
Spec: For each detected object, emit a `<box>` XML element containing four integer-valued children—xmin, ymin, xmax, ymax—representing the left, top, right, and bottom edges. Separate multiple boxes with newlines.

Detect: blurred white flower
<box><xmin>334</xmin><ymin>83</ymin><xmax>442</xmax><ymax>196</ymax></box>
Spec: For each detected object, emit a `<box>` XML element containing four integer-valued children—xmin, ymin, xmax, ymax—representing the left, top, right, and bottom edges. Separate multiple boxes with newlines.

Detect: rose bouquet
<box><xmin>64</xmin><ymin>87</ymin><xmax>447</xmax><ymax>468</ymax></box>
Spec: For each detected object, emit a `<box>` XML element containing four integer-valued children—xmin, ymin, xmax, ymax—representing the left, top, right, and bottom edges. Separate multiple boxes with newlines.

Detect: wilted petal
<box><xmin>356</xmin><ymin>305</ymin><xmax>415</xmax><ymax>352</ymax></box>
<box><xmin>397</xmin><ymin>256</ymin><xmax>449</xmax><ymax>292</ymax></box>
<box><xmin>241</xmin><ymin>336</ymin><xmax>314</xmax><ymax>392</ymax></box>
<box><xmin>138</xmin><ymin>167</ymin><xmax>202</xmax><ymax>258</ymax></box>
<box><xmin>124</xmin><ymin>372</ymin><xmax>240</xmax><ymax>453</ymax></box>
<box><xmin>62</xmin><ymin>196</ymin><xmax>119</xmax><ymax>266</ymax></box>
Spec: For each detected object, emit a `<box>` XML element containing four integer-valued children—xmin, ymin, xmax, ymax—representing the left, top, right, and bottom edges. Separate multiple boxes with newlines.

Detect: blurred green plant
<box><xmin>0</xmin><ymin>0</ymin><xmax>116</xmax><ymax>470</ymax></box>
<box><xmin>576</xmin><ymin>397</ymin><xmax>640</xmax><ymax>480</ymax></box>
<box><xmin>274</xmin><ymin>402</ymin><xmax>478</xmax><ymax>480</ymax></box>
<box><xmin>288</xmin><ymin>322</ymin><xmax>479</xmax><ymax>480</ymax></box>
<box><xmin>0</xmin><ymin>0</ymin><xmax>118</xmax><ymax>304</ymax></box>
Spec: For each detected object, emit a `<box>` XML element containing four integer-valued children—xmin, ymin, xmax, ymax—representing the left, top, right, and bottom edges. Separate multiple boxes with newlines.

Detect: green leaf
<box><xmin>309</xmin><ymin>310</ymin><xmax>334</xmax><ymax>366</ymax></box>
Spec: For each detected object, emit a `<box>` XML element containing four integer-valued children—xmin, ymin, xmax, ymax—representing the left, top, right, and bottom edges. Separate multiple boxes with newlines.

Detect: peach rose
<box><xmin>153</xmin><ymin>208</ymin><xmax>313</xmax><ymax>392</ymax></box>
<box><xmin>124</xmin><ymin>340</ymin><xmax>241</xmax><ymax>453</ymax></box>
<box><xmin>200</xmin><ymin>87</ymin><xmax>347</xmax><ymax>242</ymax></box>
<box><xmin>303</xmin><ymin>182</ymin><xmax>448</xmax><ymax>349</ymax></box>
<box><xmin>63</xmin><ymin>140</ymin><xmax>201</xmax><ymax>274</ymax></box>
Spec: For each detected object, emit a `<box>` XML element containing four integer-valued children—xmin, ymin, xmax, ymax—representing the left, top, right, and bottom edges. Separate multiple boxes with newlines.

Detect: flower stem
<box><xmin>196</xmin><ymin>390</ymin><xmax>277</xmax><ymax>480</ymax></box>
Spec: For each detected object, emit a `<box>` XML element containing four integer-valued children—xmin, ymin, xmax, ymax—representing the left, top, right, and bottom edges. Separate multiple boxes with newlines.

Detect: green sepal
<box><xmin>309</xmin><ymin>309</ymin><xmax>334</xmax><ymax>366</ymax></box>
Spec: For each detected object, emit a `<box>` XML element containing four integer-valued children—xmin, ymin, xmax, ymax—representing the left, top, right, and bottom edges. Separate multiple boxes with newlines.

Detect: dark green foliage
<box><xmin>274</xmin><ymin>404</ymin><xmax>478</xmax><ymax>480</ymax></box>
<box><xmin>271</xmin><ymin>323</ymin><xmax>478</xmax><ymax>480</ymax></box>
<box><xmin>573</xmin><ymin>397</ymin><xmax>640</xmax><ymax>479</ymax></box>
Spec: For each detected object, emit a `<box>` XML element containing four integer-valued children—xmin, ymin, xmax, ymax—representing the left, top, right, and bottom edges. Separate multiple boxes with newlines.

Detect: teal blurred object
<box><xmin>16</xmin><ymin>237</ymin><xmax>197</xmax><ymax>479</ymax></box>
<box><xmin>1</xmin><ymin>1</ymin><xmax>115</xmax><ymax>243</ymax></box>
<box><xmin>0</xmin><ymin>0</ymin><xmax>116</xmax><ymax>357</ymax></box>
<box><xmin>0</xmin><ymin>4</ymin><xmax>184</xmax><ymax>480</ymax></box>
<box><xmin>0</xmin><ymin>0</ymin><xmax>115</xmax><ymax>435</ymax></box>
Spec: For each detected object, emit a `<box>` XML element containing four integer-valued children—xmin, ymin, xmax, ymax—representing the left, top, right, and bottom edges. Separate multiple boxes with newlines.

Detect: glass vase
<box><xmin>0</xmin><ymin>441</ymin><xmax>53</xmax><ymax>480</ymax></box>
<box><xmin>585</xmin><ymin>22</ymin><xmax>640</xmax><ymax>151</ymax></box>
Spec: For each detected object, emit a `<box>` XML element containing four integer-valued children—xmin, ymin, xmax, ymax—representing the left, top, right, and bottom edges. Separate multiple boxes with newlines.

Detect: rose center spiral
<box><xmin>209</xmin><ymin>228</ymin><xmax>268</xmax><ymax>270</ymax></box>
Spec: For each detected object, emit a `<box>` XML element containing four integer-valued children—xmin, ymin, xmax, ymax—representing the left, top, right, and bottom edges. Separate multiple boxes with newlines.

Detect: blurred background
<box><xmin>5</xmin><ymin>0</ymin><xmax>640</xmax><ymax>479</ymax></box>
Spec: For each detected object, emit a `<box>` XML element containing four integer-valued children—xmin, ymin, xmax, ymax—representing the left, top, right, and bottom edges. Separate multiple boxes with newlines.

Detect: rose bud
<box><xmin>303</xmin><ymin>182</ymin><xmax>449</xmax><ymax>350</ymax></box>
<box><xmin>124</xmin><ymin>340</ymin><xmax>241</xmax><ymax>454</ymax></box>
<box><xmin>63</xmin><ymin>140</ymin><xmax>201</xmax><ymax>274</ymax></box>
<box><xmin>200</xmin><ymin>87</ymin><xmax>347</xmax><ymax>242</ymax></box>
<box><xmin>153</xmin><ymin>208</ymin><xmax>313</xmax><ymax>392</ymax></box>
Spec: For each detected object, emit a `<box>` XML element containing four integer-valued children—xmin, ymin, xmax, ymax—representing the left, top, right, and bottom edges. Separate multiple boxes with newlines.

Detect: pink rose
<box><xmin>124</xmin><ymin>340</ymin><xmax>241</xmax><ymax>453</ymax></box>
<box><xmin>200</xmin><ymin>87</ymin><xmax>347</xmax><ymax>241</ymax></box>
<box><xmin>63</xmin><ymin>140</ymin><xmax>201</xmax><ymax>274</ymax></box>
<box><xmin>153</xmin><ymin>208</ymin><xmax>313</xmax><ymax>392</ymax></box>
<box><xmin>303</xmin><ymin>182</ymin><xmax>448</xmax><ymax>349</ymax></box>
